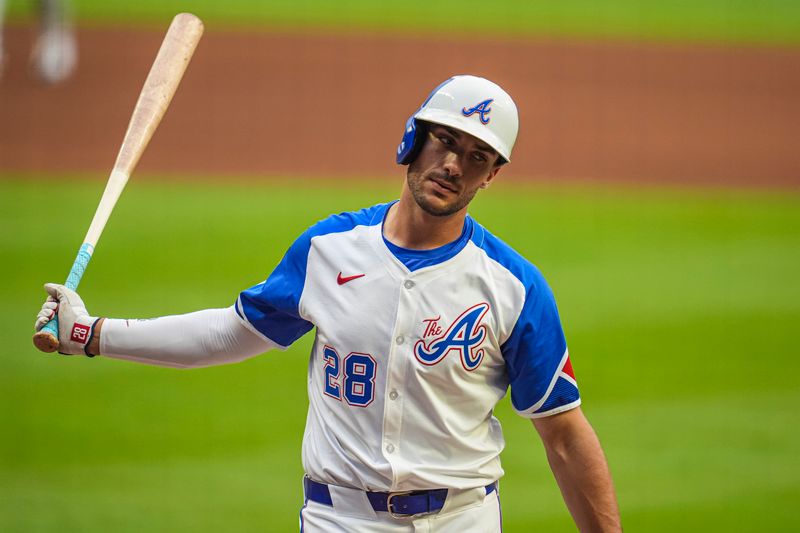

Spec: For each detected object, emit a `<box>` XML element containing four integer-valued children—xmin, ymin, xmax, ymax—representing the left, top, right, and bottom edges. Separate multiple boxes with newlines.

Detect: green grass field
<box><xmin>1</xmin><ymin>176</ymin><xmax>798</xmax><ymax>531</ymax></box>
<box><xmin>7</xmin><ymin>0</ymin><xmax>800</xmax><ymax>45</ymax></box>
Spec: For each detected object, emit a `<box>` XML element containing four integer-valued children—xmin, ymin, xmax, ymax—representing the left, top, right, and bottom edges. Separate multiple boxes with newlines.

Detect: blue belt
<box><xmin>303</xmin><ymin>476</ymin><xmax>497</xmax><ymax>518</ymax></box>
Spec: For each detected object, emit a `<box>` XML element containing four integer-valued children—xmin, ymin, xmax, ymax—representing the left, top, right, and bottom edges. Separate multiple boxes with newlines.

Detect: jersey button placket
<box><xmin>382</xmin><ymin>359</ymin><xmax>403</xmax><ymax>466</ymax></box>
<box><xmin>381</xmin><ymin>277</ymin><xmax>416</xmax><ymax>481</ymax></box>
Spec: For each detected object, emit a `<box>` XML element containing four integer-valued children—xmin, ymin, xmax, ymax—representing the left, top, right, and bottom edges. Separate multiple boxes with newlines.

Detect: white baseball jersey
<box><xmin>236</xmin><ymin>201</ymin><xmax>580</xmax><ymax>492</ymax></box>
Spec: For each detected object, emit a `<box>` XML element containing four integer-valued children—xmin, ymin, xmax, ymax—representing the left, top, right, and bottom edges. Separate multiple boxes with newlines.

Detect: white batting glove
<box><xmin>35</xmin><ymin>283</ymin><xmax>99</xmax><ymax>356</ymax></box>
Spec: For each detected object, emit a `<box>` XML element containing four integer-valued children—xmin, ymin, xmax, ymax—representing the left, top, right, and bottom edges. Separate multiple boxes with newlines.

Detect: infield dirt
<box><xmin>1</xmin><ymin>26</ymin><xmax>798</xmax><ymax>187</ymax></box>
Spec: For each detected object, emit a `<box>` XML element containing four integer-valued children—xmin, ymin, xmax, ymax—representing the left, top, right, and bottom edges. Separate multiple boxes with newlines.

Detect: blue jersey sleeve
<box><xmin>235</xmin><ymin>203</ymin><xmax>391</xmax><ymax>347</ymax></box>
<box><xmin>235</xmin><ymin>231</ymin><xmax>315</xmax><ymax>347</ymax></box>
<box><xmin>501</xmin><ymin>273</ymin><xmax>579</xmax><ymax>417</ymax></box>
<box><xmin>472</xmin><ymin>223</ymin><xmax>579</xmax><ymax>418</ymax></box>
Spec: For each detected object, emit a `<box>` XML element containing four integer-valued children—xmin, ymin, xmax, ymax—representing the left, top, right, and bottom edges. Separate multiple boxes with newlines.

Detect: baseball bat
<box><xmin>33</xmin><ymin>13</ymin><xmax>204</xmax><ymax>353</ymax></box>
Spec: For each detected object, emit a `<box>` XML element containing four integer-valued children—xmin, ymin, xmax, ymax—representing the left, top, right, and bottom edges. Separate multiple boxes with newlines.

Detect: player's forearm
<box><xmin>91</xmin><ymin>306</ymin><xmax>277</xmax><ymax>368</ymax></box>
<box><xmin>534</xmin><ymin>410</ymin><xmax>622</xmax><ymax>532</ymax></box>
<box><xmin>547</xmin><ymin>437</ymin><xmax>621</xmax><ymax>532</ymax></box>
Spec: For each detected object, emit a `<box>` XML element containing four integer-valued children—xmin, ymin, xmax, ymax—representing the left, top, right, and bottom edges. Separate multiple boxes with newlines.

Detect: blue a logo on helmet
<box><xmin>462</xmin><ymin>99</ymin><xmax>494</xmax><ymax>125</ymax></box>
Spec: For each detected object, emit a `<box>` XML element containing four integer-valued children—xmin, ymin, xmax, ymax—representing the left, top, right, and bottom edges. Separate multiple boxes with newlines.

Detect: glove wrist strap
<box><xmin>83</xmin><ymin>318</ymin><xmax>100</xmax><ymax>357</ymax></box>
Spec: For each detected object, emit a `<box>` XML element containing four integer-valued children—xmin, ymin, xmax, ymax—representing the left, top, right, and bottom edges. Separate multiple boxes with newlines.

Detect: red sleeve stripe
<box><xmin>561</xmin><ymin>354</ymin><xmax>575</xmax><ymax>380</ymax></box>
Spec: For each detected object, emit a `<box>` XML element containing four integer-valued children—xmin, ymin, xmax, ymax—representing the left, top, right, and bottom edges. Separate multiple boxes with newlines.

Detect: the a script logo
<box><xmin>415</xmin><ymin>303</ymin><xmax>490</xmax><ymax>371</ymax></box>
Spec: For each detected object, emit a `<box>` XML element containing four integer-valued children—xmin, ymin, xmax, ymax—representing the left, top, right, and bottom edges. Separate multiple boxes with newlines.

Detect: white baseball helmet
<box><xmin>396</xmin><ymin>75</ymin><xmax>519</xmax><ymax>165</ymax></box>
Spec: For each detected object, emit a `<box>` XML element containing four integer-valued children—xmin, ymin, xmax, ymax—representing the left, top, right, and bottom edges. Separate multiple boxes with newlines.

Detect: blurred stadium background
<box><xmin>2</xmin><ymin>1</ymin><xmax>799</xmax><ymax>531</ymax></box>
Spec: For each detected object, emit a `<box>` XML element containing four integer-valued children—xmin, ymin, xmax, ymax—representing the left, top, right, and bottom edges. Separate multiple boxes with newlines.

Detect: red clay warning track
<box><xmin>1</xmin><ymin>26</ymin><xmax>799</xmax><ymax>187</ymax></box>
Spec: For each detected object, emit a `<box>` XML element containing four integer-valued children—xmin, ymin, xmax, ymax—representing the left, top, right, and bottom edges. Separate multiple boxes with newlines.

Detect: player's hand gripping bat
<box><xmin>33</xmin><ymin>13</ymin><xmax>204</xmax><ymax>353</ymax></box>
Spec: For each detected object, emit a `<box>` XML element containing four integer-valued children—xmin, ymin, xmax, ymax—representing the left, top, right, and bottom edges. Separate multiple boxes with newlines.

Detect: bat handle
<box><xmin>33</xmin><ymin>243</ymin><xmax>94</xmax><ymax>353</ymax></box>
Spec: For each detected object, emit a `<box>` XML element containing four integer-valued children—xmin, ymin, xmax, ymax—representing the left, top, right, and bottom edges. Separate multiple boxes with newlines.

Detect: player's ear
<box><xmin>480</xmin><ymin>166</ymin><xmax>501</xmax><ymax>189</ymax></box>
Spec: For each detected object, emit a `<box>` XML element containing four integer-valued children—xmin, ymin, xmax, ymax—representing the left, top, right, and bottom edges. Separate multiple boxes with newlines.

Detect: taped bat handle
<box><xmin>33</xmin><ymin>243</ymin><xmax>94</xmax><ymax>353</ymax></box>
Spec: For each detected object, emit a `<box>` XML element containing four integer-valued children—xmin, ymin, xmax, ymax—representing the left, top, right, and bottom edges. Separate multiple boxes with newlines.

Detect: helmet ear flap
<box><xmin>397</xmin><ymin>77</ymin><xmax>455</xmax><ymax>166</ymax></box>
<box><xmin>396</xmin><ymin>119</ymin><xmax>428</xmax><ymax>165</ymax></box>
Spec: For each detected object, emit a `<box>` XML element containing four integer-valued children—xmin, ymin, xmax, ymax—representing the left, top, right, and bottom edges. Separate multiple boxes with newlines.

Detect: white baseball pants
<box><xmin>299</xmin><ymin>484</ymin><xmax>503</xmax><ymax>532</ymax></box>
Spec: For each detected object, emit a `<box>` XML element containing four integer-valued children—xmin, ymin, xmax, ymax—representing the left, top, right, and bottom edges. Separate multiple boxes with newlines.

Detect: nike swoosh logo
<box><xmin>337</xmin><ymin>272</ymin><xmax>365</xmax><ymax>285</ymax></box>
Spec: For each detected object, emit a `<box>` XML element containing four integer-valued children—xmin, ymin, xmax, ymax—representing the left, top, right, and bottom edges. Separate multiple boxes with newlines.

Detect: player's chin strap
<box><xmin>303</xmin><ymin>476</ymin><xmax>497</xmax><ymax>519</ymax></box>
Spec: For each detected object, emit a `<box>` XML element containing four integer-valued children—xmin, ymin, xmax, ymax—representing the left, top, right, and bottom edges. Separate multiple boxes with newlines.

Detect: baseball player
<box><xmin>36</xmin><ymin>75</ymin><xmax>622</xmax><ymax>532</ymax></box>
<box><xmin>0</xmin><ymin>0</ymin><xmax>77</xmax><ymax>83</ymax></box>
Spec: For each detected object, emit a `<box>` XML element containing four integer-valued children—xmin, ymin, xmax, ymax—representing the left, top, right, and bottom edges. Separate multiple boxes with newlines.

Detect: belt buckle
<box><xmin>387</xmin><ymin>490</ymin><xmax>434</xmax><ymax>520</ymax></box>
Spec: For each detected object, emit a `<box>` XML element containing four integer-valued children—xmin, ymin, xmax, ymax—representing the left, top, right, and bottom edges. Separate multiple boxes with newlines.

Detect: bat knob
<box><xmin>33</xmin><ymin>331</ymin><xmax>60</xmax><ymax>353</ymax></box>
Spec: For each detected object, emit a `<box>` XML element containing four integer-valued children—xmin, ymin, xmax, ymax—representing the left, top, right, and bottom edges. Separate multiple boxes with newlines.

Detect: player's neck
<box><xmin>383</xmin><ymin>196</ymin><xmax>467</xmax><ymax>250</ymax></box>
